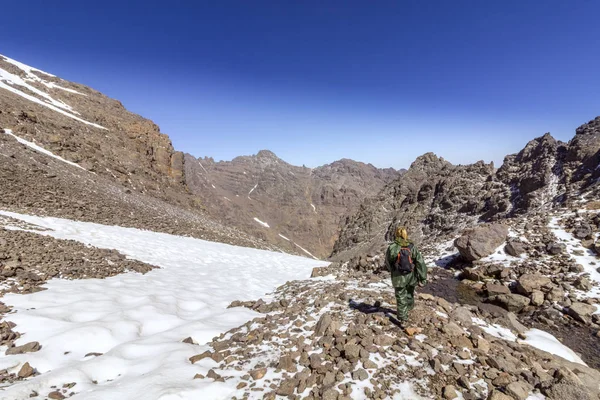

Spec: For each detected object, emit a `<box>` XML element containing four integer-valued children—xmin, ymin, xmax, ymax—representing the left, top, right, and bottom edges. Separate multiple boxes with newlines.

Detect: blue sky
<box><xmin>2</xmin><ymin>0</ymin><xmax>599</xmax><ymax>169</ymax></box>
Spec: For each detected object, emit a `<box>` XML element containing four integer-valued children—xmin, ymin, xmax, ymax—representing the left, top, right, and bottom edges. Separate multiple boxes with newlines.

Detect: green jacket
<box><xmin>385</xmin><ymin>238</ymin><xmax>427</xmax><ymax>288</ymax></box>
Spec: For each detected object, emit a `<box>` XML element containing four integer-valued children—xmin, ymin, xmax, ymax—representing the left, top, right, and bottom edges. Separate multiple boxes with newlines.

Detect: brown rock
<box><xmin>17</xmin><ymin>362</ymin><xmax>34</xmax><ymax>378</ymax></box>
<box><xmin>454</xmin><ymin>224</ymin><xmax>509</xmax><ymax>261</ymax></box>
<box><xmin>5</xmin><ymin>341</ymin><xmax>40</xmax><ymax>355</ymax></box>
<box><xmin>443</xmin><ymin>385</ymin><xmax>459</xmax><ymax>399</ymax></box>
<box><xmin>250</xmin><ymin>368</ymin><xmax>267</xmax><ymax>380</ymax></box>
<box><xmin>488</xmin><ymin>389</ymin><xmax>514</xmax><ymax>400</ymax></box>
<box><xmin>567</xmin><ymin>302</ymin><xmax>597</xmax><ymax>323</ymax></box>
<box><xmin>515</xmin><ymin>274</ymin><xmax>552</xmax><ymax>295</ymax></box>
<box><xmin>189</xmin><ymin>351</ymin><xmax>212</xmax><ymax>364</ymax></box>
<box><xmin>48</xmin><ymin>392</ymin><xmax>65</xmax><ymax>400</ymax></box>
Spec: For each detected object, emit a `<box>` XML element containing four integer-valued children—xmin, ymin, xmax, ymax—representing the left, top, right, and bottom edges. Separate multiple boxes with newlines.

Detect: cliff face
<box><xmin>0</xmin><ymin>54</ymin><xmax>185</xmax><ymax>202</ymax></box>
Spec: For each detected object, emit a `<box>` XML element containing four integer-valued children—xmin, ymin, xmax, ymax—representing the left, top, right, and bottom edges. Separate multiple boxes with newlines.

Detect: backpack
<box><xmin>393</xmin><ymin>243</ymin><xmax>414</xmax><ymax>273</ymax></box>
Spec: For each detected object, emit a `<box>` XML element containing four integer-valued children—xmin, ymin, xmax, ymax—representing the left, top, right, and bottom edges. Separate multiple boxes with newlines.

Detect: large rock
<box><xmin>490</xmin><ymin>294</ymin><xmax>531</xmax><ymax>313</ymax></box>
<box><xmin>505</xmin><ymin>240</ymin><xmax>526</xmax><ymax>257</ymax></box>
<box><xmin>566</xmin><ymin>302</ymin><xmax>597</xmax><ymax>323</ymax></box>
<box><xmin>454</xmin><ymin>224</ymin><xmax>509</xmax><ymax>261</ymax></box>
<box><xmin>515</xmin><ymin>274</ymin><xmax>553</xmax><ymax>295</ymax></box>
<box><xmin>547</xmin><ymin>242</ymin><xmax>566</xmax><ymax>255</ymax></box>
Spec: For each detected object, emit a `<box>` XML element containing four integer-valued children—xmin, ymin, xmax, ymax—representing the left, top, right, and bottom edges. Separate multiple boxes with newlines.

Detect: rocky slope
<box><xmin>0</xmin><ymin>53</ymin><xmax>400</xmax><ymax>258</ymax></box>
<box><xmin>332</xmin><ymin>118</ymin><xmax>600</xmax><ymax>263</ymax></box>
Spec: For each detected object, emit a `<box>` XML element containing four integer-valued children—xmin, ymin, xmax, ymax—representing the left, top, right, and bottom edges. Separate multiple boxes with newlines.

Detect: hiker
<box><xmin>385</xmin><ymin>226</ymin><xmax>427</xmax><ymax>326</ymax></box>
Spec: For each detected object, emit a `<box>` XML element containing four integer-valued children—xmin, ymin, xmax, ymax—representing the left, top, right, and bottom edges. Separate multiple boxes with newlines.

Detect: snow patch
<box><xmin>311</xmin><ymin>203</ymin><xmax>316</xmax><ymax>213</ymax></box>
<box><xmin>522</xmin><ymin>328</ymin><xmax>586</xmax><ymax>366</ymax></box>
<box><xmin>278</xmin><ymin>234</ymin><xmax>290</xmax><ymax>241</ymax></box>
<box><xmin>253</xmin><ymin>217</ymin><xmax>270</xmax><ymax>228</ymax></box>
<box><xmin>248</xmin><ymin>183</ymin><xmax>258</xmax><ymax>196</ymax></box>
<box><xmin>0</xmin><ymin>210</ymin><xmax>323</xmax><ymax>399</ymax></box>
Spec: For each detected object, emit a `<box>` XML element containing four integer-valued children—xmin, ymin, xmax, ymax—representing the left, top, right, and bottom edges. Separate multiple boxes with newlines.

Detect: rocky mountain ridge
<box><xmin>332</xmin><ymin>117</ymin><xmax>600</xmax><ymax>263</ymax></box>
<box><xmin>184</xmin><ymin>150</ymin><xmax>401</xmax><ymax>258</ymax></box>
<box><xmin>0</xmin><ymin>53</ymin><xmax>400</xmax><ymax>258</ymax></box>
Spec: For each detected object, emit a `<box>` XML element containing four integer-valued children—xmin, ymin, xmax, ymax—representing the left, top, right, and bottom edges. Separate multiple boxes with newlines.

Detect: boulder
<box><xmin>490</xmin><ymin>294</ymin><xmax>531</xmax><ymax>313</ymax></box>
<box><xmin>516</xmin><ymin>274</ymin><xmax>553</xmax><ymax>295</ymax></box>
<box><xmin>574</xmin><ymin>276</ymin><xmax>592</xmax><ymax>291</ymax></box>
<box><xmin>574</xmin><ymin>223</ymin><xmax>593</xmax><ymax>239</ymax></box>
<box><xmin>567</xmin><ymin>302</ymin><xmax>597</xmax><ymax>323</ymax></box>
<box><xmin>505</xmin><ymin>241</ymin><xmax>526</xmax><ymax>257</ymax></box>
<box><xmin>545</xmin><ymin>383</ymin><xmax>592</xmax><ymax>400</ymax></box>
<box><xmin>530</xmin><ymin>290</ymin><xmax>545</xmax><ymax>306</ymax></box>
<box><xmin>485</xmin><ymin>283</ymin><xmax>511</xmax><ymax>296</ymax></box>
<box><xmin>506</xmin><ymin>380</ymin><xmax>534</xmax><ymax>400</ymax></box>
<box><xmin>547</xmin><ymin>242</ymin><xmax>566</xmax><ymax>255</ymax></box>
<box><xmin>454</xmin><ymin>224</ymin><xmax>509</xmax><ymax>261</ymax></box>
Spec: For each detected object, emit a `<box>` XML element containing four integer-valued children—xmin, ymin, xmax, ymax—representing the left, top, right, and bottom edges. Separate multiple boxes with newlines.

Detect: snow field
<box><xmin>0</xmin><ymin>210</ymin><xmax>325</xmax><ymax>399</ymax></box>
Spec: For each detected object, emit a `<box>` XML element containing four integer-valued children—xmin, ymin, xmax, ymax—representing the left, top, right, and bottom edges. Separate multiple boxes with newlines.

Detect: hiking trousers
<box><xmin>394</xmin><ymin>284</ymin><xmax>415</xmax><ymax>321</ymax></box>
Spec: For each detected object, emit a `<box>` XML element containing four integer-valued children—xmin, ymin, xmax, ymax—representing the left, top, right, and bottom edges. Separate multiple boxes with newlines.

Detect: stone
<box><xmin>182</xmin><ymin>337</ymin><xmax>195</xmax><ymax>344</ymax></box>
<box><xmin>450</xmin><ymin>307</ymin><xmax>473</xmax><ymax>327</ymax></box>
<box><xmin>488</xmin><ymin>389</ymin><xmax>514</xmax><ymax>400</ymax></box>
<box><xmin>405</xmin><ymin>327</ymin><xmax>421</xmax><ymax>336</ymax></box>
<box><xmin>363</xmin><ymin>359</ymin><xmax>377</xmax><ymax>369</ymax></box>
<box><xmin>314</xmin><ymin>313</ymin><xmax>332</xmax><ymax>336</ymax></box>
<box><xmin>48</xmin><ymin>392</ymin><xmax>65</xmax><ymax>400</ymax></box>
<box><xmin>277</xmin><ymin>355</ymin><xmax>296</xmax><ymax>372</ymax></box>
<box><xmin>574</xmin><ymin>224</ymin><xmax>593</xmax><ymax>239</ymax></box>
<box><xmin>486</xmin><ymin>283</ymin><xmax>511</xmax><ymax>296</ymax></box>
<box><xmin>567</xmin><ymin>302</ymin><xmax>597</xmax><ymax>323</ymax></box>
<box><xmin>189</xmin><ymin>351</ymin><xmax>212</xmax><ymax>364</ymax></box>
<box><xmin>506</xmin><ymin>312</ymin><xmax>527</xmax><ymax>334</ymax></box>
<box><xmin>206</xmin><ymin>369</ymin><xmax>224</xmax><ymax>382</ymax></box>
<box><xmin>5</xmin><ymin>341</ymin><xmax>40</xmax><ymax>355</ymax></box>
<box><xmin>276</xmin><ymin>378</ymin><xmax>299</xmax><ymax>396</ymax></box>
<box><xmin>343</xmin><ymin>343</ymin><xmax>361</xmax><ymax>360</ymax></box>
<box><xmin>490</xmin><ymin>293</ymin><xmax>531</xmax><ymax>313</ymax></box>
<box><xmin>250</xmin><ymin>368</ymin><xmax>267</xmax><ymax>380</ymax></box>
<box><xmin>505</xmin><ymin>241</ymin><xmax>526</xmax><ymax>257</ymax></box>
<box><xmin>17</xmin><ymin>362</ymin><xmax>34</xmax><ymax>378</ymax></box>
<box><xmin>442</xmin><ymin>322</ymin><xmax>465</xmax><ymax>337</ymax></box>
<box><xmin>506</xmin><ymin>380</ymin><xmax>533</xmax><ymax>400</ymax></box>
<box><xmin>351</xmin><ymin>368</ymin><xmax>368</xmax><ymax>381</ymax></box>
<box><xmin>454</xmin><ymin>224</ymin><xmax>509</xmax><ymax>261</ymax></box>
<box><xmin>437</xmin><ymin>298</ymin><xmax>453</xmax><ymax>313</ymax></box>
<box><xmin>547</xmin><ymin>242</ymin><xmax>566</xmax><ymax>255</ymax></box>
<box><xmin>530</xmin><ymin>290</ymin><xmax>545</xmax><ymax>306</ymax></box>
<box><xmin>474</xmin><ymin>337</ymin><xmax>490</xmax><ymax>353</ymax></box>
<box><xmin>193</xmin><ymin>373</ymin><xmax>205</xmax><ymax>379</ymax></box>
<box><xmin>322</xmin><ymin>388</ymin><xmax>339</xmax><ymax>400</ymax></box>
<box><xmin>516</xmin><ymin>274</ymin><xmax>552</xmax><ymax>295</ymax></box>
<box><xmin>545</xmin><ymin>383</ymin><xmax>592</xmax><ymax>400</ymax></box>
<box><xmin>574</xmin><ymin>277</ymin><xmax>592</xmax><ymax>291</ymax></box>
<box><xmin>443</xmin><ymin>385</ymin><xmax>459</xmax><ymax>400</ymax></box>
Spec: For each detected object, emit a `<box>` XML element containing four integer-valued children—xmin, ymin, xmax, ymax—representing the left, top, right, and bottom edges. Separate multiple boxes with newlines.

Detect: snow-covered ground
<box><xmin>0</xmin><ymin>210</ymin><xmax>325</xmax><ymax>399</ymax></box>
<box><xmin>549</xmin><ymin>216</ymin><xmax>600</xmax><ymax>300</ymax></box>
